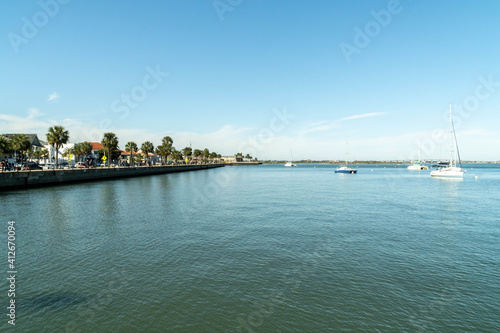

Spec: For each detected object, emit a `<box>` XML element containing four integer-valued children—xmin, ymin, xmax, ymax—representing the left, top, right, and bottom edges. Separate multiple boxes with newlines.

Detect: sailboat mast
<box><xmin>345</xmin><ymin>138</ymin><xmax>348</xmax><ymax>166</ymax></box>
<box><xmin>418</xmin><ymin>138</ymin><xmax>421</xmax><ymax>163</ymax></box>
<box><xmin>449</xmin><ymin>104</ymin><xmax>454</xmax><ymax>167</ymax></box>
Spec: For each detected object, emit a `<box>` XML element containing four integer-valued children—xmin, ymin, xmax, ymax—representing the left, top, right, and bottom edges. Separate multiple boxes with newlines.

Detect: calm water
<box><xmin>1</xmin><ymin>164</ymin><xmax>499</xmax><ymax>332</ymax></box>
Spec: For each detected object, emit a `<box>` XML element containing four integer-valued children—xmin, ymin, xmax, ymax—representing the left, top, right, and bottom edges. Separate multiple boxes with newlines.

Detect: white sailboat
<box><xmin>430</xmin><ymin>104</ymin><xmax>465</xmax><ymax>178</ymax></box>
<box><xmin>335</xmin><ymin>139</ymin><xmax>357</xmax><ymax>174</ymax></box>
<box><xmin>284</xmin><ymin>150</ymin><xmax>297</xmax><ymax>167</ymax></box>
<box><xmin>408</xmin><ymin>139</ymin><xmax>428</xmax><ymax>170</ymax></box>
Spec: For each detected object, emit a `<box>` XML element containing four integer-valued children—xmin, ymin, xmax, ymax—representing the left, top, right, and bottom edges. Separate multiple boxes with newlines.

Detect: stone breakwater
<box><xmin>0</xmin><ymin>164</ymin><xmax>224</xmax><ymax>190</ymax></box>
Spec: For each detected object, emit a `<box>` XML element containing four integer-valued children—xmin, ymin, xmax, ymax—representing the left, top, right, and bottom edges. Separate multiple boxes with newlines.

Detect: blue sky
<box><xmin>1</xmin><ymin>0</ymin><xmax>499</xmax><ymax>160</ymax></box>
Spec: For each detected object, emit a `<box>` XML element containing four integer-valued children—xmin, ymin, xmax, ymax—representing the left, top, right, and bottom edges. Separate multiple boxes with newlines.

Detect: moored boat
<box><xmin>335</xmin><ymin>139</ymin><xmax>357</xmax><ymax>174</ymax></box>
<box><xmin>430</xmin><ymin>105</ymin><xmax>464</xmax><ymax>178</ymax></box>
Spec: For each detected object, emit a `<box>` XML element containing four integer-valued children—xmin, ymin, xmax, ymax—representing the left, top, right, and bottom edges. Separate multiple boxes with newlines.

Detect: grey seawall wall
<box><xmin>0</xmin><ymin>164</ymin><xmax>224</xmax><ymax>190</ymax></box>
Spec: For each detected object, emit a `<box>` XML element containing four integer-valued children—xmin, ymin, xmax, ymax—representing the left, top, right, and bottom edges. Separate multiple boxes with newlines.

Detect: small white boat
<box><xmin>431</xmin><ymin>105</ymin><xmax>464</xmax><ymax>178</ymax></box>
<box><xmin>284</xmin><ymin>162</ymin><xmax>297</xmax><ymax>167</ymax></box>
<box><xmin>408</xmin><ymin>162</ymin><xmax>429</xmax><ymax>171</ymax></box>
<box><xmin>335</xmin><ymin>166</ymin><xmax>357</xmax><ymax>174</ymax></box>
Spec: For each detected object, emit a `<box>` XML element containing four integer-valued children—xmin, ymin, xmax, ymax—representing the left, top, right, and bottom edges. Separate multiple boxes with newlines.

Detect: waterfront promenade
<box><xmin>0</xmin><ymin>164</ymin><xmax>224</xmax><ymax>190</ymax></box>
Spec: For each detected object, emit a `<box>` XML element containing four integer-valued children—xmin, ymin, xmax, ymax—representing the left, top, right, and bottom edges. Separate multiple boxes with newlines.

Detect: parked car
<box><xmin>24</xmin><ymin>162</ymin><xmax>42</xmax><ymax>170</ymax></box>
<box><xmin>42</xmin><ymin>163</ymin><xmax>56</xmax><ymax>170</ymax></box>
<box><xmin>76</xmin><ymin>162</ymin><xmax>88</xmax><ymax>169</ymax></box>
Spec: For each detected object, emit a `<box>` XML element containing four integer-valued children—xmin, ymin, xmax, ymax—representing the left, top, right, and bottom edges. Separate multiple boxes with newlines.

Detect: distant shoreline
<box><xmin>262</xmin><ymin>161</ymin><xmax>500</xmax><ymax>164</ymax></box>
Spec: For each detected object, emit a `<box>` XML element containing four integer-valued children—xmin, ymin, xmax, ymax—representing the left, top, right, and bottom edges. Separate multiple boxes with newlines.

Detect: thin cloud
<box><xmin>340</xmin><ymin>112</ymin><xmax>387</xmax><ymax>121</ymax></box>
<box><xmin>27</xmin><ymin>108</ymin><xmax>44</xmax><ymax>118</ymax></box>
<box><xmin>302</xmin><ymin>112</ymin><xmax>387</xmax><ymax>134</ymax></box>
<box><xmin>48</xmin><ymin>92</ymin><xmax>60</xmax><ymax>102</ymax></box>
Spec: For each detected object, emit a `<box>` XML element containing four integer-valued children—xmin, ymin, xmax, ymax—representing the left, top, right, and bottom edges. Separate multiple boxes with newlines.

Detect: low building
<box><xmin>221</xmin><ymin>155</ymin><xmax>243</xmax><ymax>163</ymax></box>
<box><xmin>41</xmin><ymin>141</ymin><xmax>75</xmax><ymax>165</ymax></box>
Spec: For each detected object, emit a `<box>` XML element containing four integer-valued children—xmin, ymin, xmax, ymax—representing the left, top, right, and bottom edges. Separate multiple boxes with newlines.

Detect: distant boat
<box><xmin>335</xmin><ymin>139</ymin><xmax>357</xmax><ymax>174</ymax></box>
<box><xmin>408</xmin><ymin>140</ymin><xmax>429</xmax><ymax>170</ymax></box>
<box><xmin>430</xmin><ymin>105</ymin><xmax>465</xmax><ymax>178</ymax></box>
<box><xmin>284</xmin><ymin>150</ymin><xmax>297</xmax><ymax>167</ymax></box>
<box><xmin>408</xmin><ymin>162</ymin><xmax>428</xmax><ymax>170</ymax></box>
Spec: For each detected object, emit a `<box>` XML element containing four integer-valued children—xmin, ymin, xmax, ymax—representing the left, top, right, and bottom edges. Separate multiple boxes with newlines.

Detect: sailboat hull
<box><xmin>335</xmin><ymin>170</ymin><xmax>357</xmax><ymax>173</ymax></box>
<box><xmin>408</xmin><ymin>164</ymin><xmax>429</xmax><ymax>170</ymax></box>
<box><xmin>430</xmin><ymin>167</ymin><xmax>464</xmax><ymax>178</ymax></box>
<box><xmin>335</xmin><ymin>166</ymin><xmax>357</xmax><ymax>173</ymax></box>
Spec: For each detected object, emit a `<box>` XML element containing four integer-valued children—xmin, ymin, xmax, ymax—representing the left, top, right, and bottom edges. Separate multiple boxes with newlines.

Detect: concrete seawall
<box><xmin>0</xmin><ymin>164</ymin><xmax>224</xmax><ymax>190</ymax></box>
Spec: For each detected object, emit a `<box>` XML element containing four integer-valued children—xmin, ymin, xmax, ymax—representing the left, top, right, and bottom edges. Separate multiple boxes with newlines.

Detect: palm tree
<box><xmin>202</xmin><ymin>148</ymin><xmax>210</xmax><ymax>163</ymax></box>
<box><xmin>74</xmin><ymin>141</ymin><xmax>92</xmax><ymax>165</ymax></box>
<box><xmin>134</xmin><ymin>154</ymin><xmax>144</xmax><ymax>165</ymax></box>
<box><xmin>101</xmin><ymin>132</ymin><xmax>119</xmax><ymax>167</ymax></box>
<box><xmin>171</xmin><ymin>149</ymin><xmax>182</xmax><ymax>163</ymax></box>
<box><xmin>209</xmin><ymin>152</ymin><xmax>218</xmax><ymax>163</ymax></box>
<box><xmin>47</xmin><ymin>126</ymin><xmax>69</xmax><ymax>169</ymax></box>
<box><xmin>141</xmin><ymin>141</ymin><xmax>154</xmax><ymax>165</ymax></box>
<box><xmin>32</xmin><ymin>150</ymin><xmax>43</xmax><ymax>163</ymax></box>
<box><xmin>155</xmin><ymin>144</ymin><xmax>171</xmax><ymax>165</ymax></box>
<box><xmin>193</xmin><ymin>149</ymin><xmax>202</xmax><ymax>163</ymax></box>
<box><xmin>161</xmin><ymin>136</ymin><xmax>174</xmax><ymax>164</ymax></box>
<box><xmin>70</xmin><ymin>143</ymin><xmax>81</xmax><ymax>162</ymax></box>
<box><xmin>62</xmin><ymin>147</ymin><xmax>71</xmax><ymax>163</ymax></box>
<box><xmin>11</xmin><ymin>134</ymin><xmax>32</xmax><ymax>166</ymax></box>
<box><xmin>80</xmin><ymin>142</ymin><xmax>92</xmax><ymax>159</ymax></box>
<box><xmin>182</xmin><ymin>147</ymin><xmax>192</xmax><ymax>163</ymax></box>
<box><xmin>245</xmin><ymin>153</ymin><xmax>252</xmax><ymax>160</ymax></box>
<box><xmin>0</xmin><ymin>135</ymin><xmax>12</xmax><ymax>156</ymax></box>
<box><xmin>162</xmin><ymin>136</ymin><xmax>173</xmax><ymax>147</ymax></box>
<box><xmin>125</xmin><ymin>141</ymin><xmax>138</xmax><ymax>166</ymax></box>
<box><xmin>40</xmin><ymin>148</ymin><xmax>49</xmax><ymax>164</ymax></box>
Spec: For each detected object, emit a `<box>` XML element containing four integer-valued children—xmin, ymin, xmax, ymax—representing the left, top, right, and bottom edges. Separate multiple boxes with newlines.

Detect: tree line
<box><xmin>0</xmin><ymin>126</ymin><xmax>236</xmax><ymax>169</ymax></box>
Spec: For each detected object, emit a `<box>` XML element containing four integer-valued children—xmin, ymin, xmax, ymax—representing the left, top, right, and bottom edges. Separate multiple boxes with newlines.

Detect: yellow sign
<box><xmin>102</xmin><ymin>156</ymin><xmax>107</xmax><ymax>162</ymax></box>
<box><xmin>185</xmin><ymin>158</ymin><xmax>188</xmax><ymax>163</ymax></box>
<box><xmin>68</xmin><ymin>154</ymin><xmax>72</xmax><ymax>161</ymax></box>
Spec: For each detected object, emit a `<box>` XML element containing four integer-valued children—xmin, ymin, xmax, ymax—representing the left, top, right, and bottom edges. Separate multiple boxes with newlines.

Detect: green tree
<box><xmin>182</xmin><ymin>147</ymin><xmax>192</xmax><ymax>162</ymax></box>
<box><xmin>70</xmin><ymin>144</ymin><xmax>81</xmax><ymax>162</ymax></box>
<box><xmin>0</xmin><ymin>136</ymin><xmax>12</xmax><ymax>156</ymax></box>
<box><xmin>125</xmin><ymin>141</ymin><xmax>138</xmax><ymax>166</ymax></box>
<box><xmin>40</xmin><ymin>148</ymin><xmax>49</xmax><ymax>163</ymax></box>
<box><xmin>47</xmin><ymin>126</ymin><xmax>69</xmax><ymax>169</ymax></box>
<box><xmin>201</xmin><ymin>148</ymin><xmax>210</xmax><ymax>163</ymax></box>
<box><xmin>80</xmin><ymin>142</ymin><xmax>92</xmax><ymax>157</ymax></box>
<box><xmin>32</xmin><ymin>150</ymin><xmax>43</xmax><ymax>163</ymax></box>
<box><xmin>193</xmin><ymin>149</ymin><xmax>202</xmax><ymax>163</ymax></box>
<box><xmin>134</xmin><ymin>153</ymin><xmax>144</xmax><ymax>164</ymax></box>
<box><xmin>141</xmin><ymin>141</ymin><xmax>154</xmax><ymax>165</ymax></box>
<box><xmin>155</xmin><ymin>144</ymin><xmax>171</xmax><ymax>165</ymax></box>
<box><xmin>209</xmin><ymin>152</ymin><xmax>217</xmax><ymax>162</ymax></box>
<box><xmin>245</xmin><ymin>153</ymin><xmax>252</xmax><ymax>160</ymax></box>
<box><xmin>170</xmin><ymin>149</ymin><xmax>182</xmax><ymax>163</ymax></box>
<box><xmin>11</xmin><ymin>134</ymin><xmax>32</xmax><ymax>165</ymax></box>
<box><xmin>162</xmin><ymin>136</ymin><xmax>173</xmax><ymax>147</ymax></box>
<box><xmin>101</xmin><ymin>132</ymin><xmax>119</xmax><ymax>167</ymax></box>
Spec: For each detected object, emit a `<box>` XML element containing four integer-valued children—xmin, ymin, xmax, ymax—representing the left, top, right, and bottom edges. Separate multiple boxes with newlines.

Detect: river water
<box><xmin>1</xmin><ymin>164</ymin><xmax>499</xmax><ymax>332</ymax></box>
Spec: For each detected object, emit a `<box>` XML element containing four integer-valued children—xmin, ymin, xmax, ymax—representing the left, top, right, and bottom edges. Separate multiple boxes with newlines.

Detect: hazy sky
<box><xmin>1</xmin><ymin>0</ymin><xmax>499</xmax><ymax>160</ymax></box>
